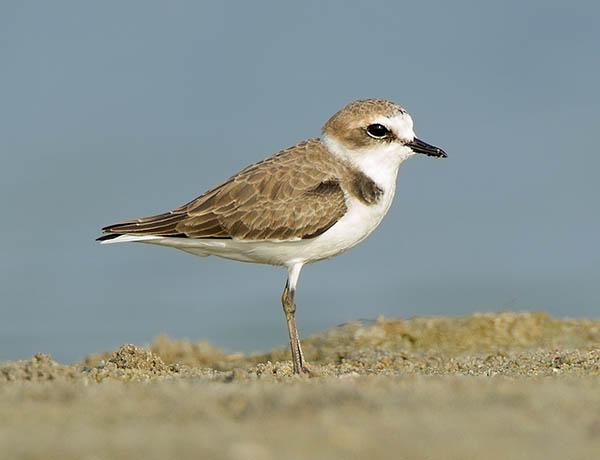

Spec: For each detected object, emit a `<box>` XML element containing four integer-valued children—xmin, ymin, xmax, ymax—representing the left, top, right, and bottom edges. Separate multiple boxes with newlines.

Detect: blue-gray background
<box><xmin>1</xmin><ymin>1</ymin><xmax>598</xmax><ymax>363</ymax></box>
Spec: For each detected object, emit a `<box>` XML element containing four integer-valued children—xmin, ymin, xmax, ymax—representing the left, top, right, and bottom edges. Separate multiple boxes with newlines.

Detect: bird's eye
<box><xmin>366</xmin><ymin>123</ymin><xmax>390</xmax><ymax>139</ymax></box>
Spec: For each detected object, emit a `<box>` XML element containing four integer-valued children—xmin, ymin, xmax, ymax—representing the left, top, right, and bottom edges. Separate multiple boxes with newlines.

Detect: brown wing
<box><xmin>99</xmin><ymin>139</ymin><xmax>349</xmax><ymax>241</ymax></box>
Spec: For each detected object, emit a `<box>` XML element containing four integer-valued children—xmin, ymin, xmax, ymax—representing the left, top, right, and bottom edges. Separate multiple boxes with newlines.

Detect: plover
<box><xmin>98</xmin><ymin>99</ymin><xmax>447</xmax><ymax>374</ymax></box>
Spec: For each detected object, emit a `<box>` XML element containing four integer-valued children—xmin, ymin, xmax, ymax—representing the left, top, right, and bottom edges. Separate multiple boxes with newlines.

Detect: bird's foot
<box><xmin>292</xmin><ymin>361</ymin><xmax>311</xmax><ymax>376</ymax></box>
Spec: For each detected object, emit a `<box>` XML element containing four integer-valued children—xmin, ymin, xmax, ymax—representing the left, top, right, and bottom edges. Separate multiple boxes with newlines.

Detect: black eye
<box><xmin>366</xmin><ymin>123</ymin><xmax>390</xmax><ymax>139</ymax></box>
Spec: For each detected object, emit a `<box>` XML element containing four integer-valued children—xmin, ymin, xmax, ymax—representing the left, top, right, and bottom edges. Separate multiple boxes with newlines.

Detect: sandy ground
<box><xmin>1</xmin><ymin>312</ymin><xmax>599</xmax><ymax>459</ymax></box>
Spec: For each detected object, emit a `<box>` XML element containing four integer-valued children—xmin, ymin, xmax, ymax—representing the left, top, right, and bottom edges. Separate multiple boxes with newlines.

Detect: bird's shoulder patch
<box><xmin>349</xmin><ymin>171</ymin><xmax>384</xmax><ymax>205</ymax></box>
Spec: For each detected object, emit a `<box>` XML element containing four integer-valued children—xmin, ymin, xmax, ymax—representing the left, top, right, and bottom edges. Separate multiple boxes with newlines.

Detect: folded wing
<box><xmin>99</xmin><ymin>139</ymin><xmax>348</xmax><ymax>241</ymax></box>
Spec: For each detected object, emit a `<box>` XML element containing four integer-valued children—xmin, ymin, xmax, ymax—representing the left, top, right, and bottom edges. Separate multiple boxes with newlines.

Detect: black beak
<box><xmin>407</xmin><ymin>138</ymin><xmax>447</xmax><ymax>158</ymax></box>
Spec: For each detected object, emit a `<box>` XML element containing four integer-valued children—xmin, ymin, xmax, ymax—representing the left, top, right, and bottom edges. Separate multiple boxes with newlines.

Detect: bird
<box><xmin>97</xmin><ymin>99</ymin><xmax>447</xmax><ymax>374</ymax></box>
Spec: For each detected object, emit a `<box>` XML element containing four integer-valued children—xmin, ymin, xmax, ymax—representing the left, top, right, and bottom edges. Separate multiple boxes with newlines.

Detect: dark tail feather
<box><xmin>96</xmin><ymin>234</ymin><xmax>121</xmax><ymax>242</ymax></box>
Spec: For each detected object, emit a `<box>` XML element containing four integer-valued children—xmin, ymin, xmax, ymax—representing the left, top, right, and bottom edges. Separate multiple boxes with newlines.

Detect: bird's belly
<box><xmin>300</xmin><ymin>193</ymin><xmax>394</xmax><ymax>263</ymax></box>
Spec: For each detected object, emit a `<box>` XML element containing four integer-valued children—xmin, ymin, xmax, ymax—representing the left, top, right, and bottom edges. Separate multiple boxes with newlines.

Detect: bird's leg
<box><xmin>281</xmin><ymin>264</ymin><xmax>308</xmax><ymax>374</ymax></box>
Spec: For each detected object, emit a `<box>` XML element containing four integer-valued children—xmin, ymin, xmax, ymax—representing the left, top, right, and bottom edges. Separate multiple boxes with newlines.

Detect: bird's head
<box><xmin>322</xmin><ymin>99</ymin><xmax>447</xmax><ymax>165</ymax></box>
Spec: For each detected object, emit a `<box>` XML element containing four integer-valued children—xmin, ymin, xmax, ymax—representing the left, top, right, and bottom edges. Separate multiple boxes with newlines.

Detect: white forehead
<box><xmin>373</xmin><ymin>112</ymin><xmax>415</xmax><ymax>141</ymax></box>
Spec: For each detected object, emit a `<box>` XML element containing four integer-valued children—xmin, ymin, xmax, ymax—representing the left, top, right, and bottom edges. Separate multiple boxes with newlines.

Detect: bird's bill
<box><xmin>408</xmin><ymin>138</ymin><xmax>447</xmax><ymax>158</ymax></box>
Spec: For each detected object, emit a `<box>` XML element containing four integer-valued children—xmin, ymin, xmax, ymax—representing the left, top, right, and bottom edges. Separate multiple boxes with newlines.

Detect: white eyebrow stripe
<box><xmin>372</xmin><ymin>113</ymin><xmax>415</xmax><ymax>142</ymax></box>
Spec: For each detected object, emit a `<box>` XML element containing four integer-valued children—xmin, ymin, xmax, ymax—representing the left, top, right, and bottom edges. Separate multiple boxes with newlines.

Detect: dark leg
<box><xmin>281</xmin><ymin>280</ymin><xmax>309</xmax><ymax>374</ymax></box>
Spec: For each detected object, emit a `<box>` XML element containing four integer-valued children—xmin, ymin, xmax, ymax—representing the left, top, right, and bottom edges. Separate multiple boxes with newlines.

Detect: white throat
<box><xmin>322</xmin><ymin>134</ymin><xmax>413</xmax><ymax>192</ymax></box>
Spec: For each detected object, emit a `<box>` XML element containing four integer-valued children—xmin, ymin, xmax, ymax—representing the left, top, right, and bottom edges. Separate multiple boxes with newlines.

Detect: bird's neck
<box><xmin>321</xmin><ymin>134</ymin><xmax>409</xmax><ymax>194</ymax></box>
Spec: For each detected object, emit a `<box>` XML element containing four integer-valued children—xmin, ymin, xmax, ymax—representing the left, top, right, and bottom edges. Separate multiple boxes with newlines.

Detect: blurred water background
<box><xmin>1</xmin><ymin>1</ymin><xmax>598</xmax><ymax>362</ymax></box>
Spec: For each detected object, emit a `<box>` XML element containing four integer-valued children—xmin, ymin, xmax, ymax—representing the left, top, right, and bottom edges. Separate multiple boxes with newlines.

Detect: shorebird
<box><xmin>98</xmin><ymin>99</ymin><xmax>447</xmax><ymax>374</ymax></box>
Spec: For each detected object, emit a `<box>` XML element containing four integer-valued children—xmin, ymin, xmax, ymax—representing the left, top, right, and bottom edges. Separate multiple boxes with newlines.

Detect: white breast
<box><xmin>293</xmin><ymin>183</ymin><xmax>397</xmax><ymax>263</ymax></box>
